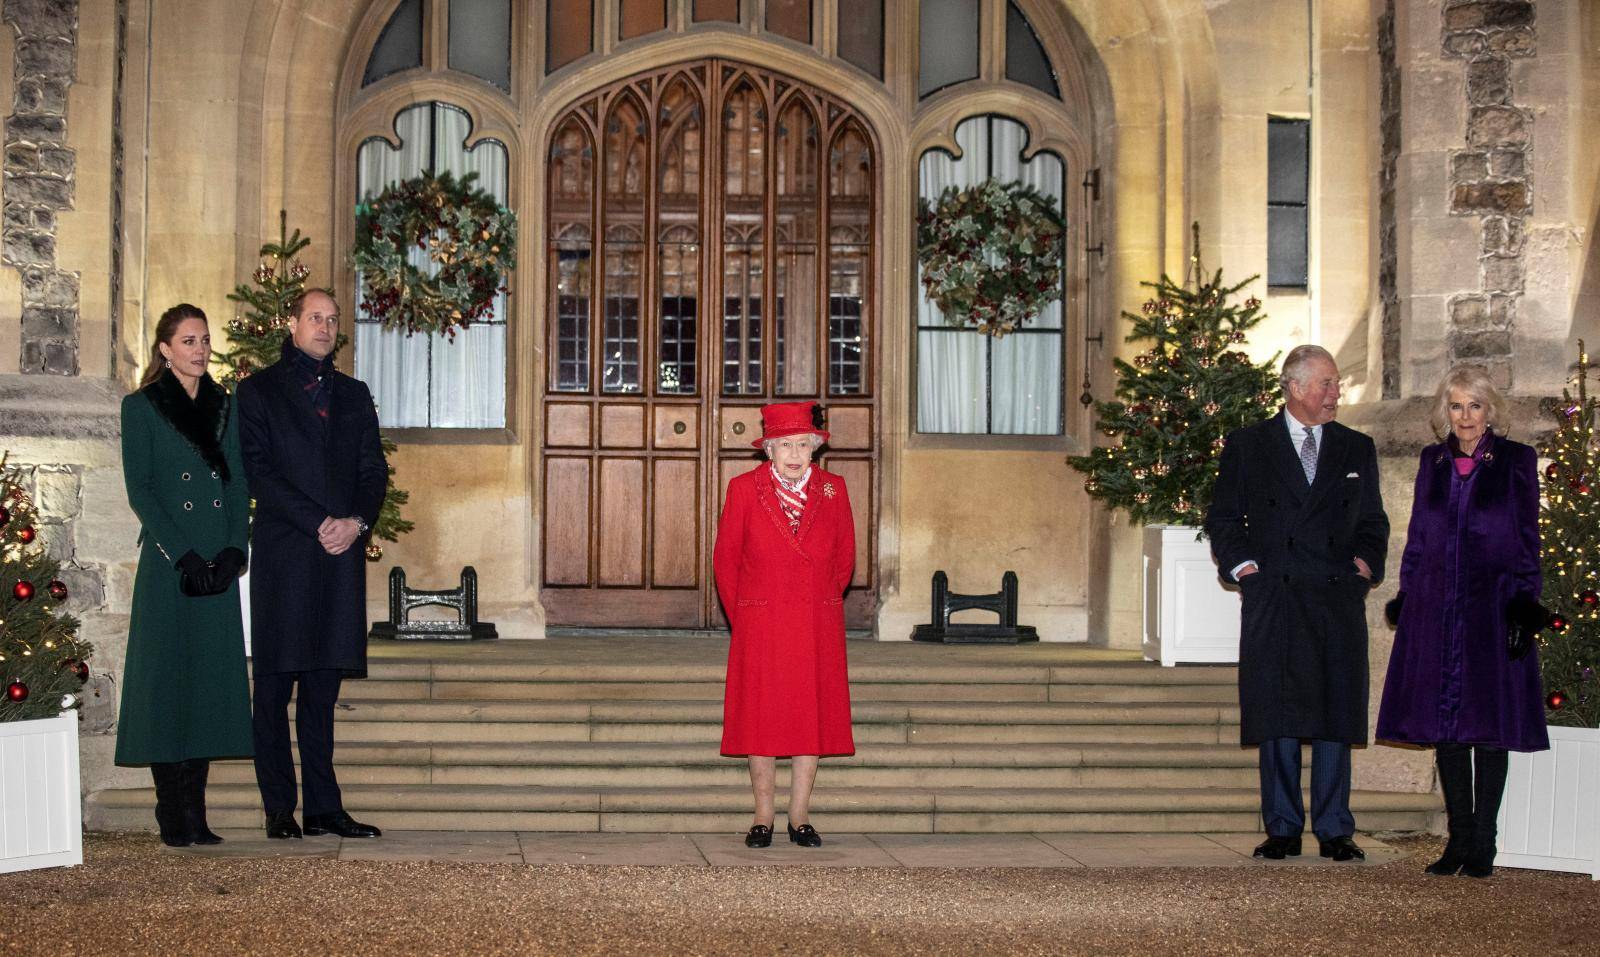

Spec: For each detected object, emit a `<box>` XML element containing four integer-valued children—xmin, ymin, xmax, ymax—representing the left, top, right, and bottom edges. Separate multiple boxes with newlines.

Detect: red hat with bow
<box><xmin>753</xmin><ymin>401</ymin><xmax>829</xmax><ymax>449</ymax></box>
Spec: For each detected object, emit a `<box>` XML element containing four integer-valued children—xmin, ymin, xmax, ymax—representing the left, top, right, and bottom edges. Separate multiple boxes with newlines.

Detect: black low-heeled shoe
<box><xmin>788</xmin><ymin>822</ymin><xmax>822</xmax><ymax>848</ymax></box>
<box><xmin>744</xmin><ymin>824</ymin><xmax>773</xmax><ymax>848</ymax></box>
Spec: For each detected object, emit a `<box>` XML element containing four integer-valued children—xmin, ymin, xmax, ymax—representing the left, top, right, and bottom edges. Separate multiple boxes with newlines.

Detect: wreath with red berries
<box><xmin>352</xmin><ymin>170</ymin><xmax>517</xmax><ymax>338</ymax></box>
<box><xmin>916</xmin><ymin>178</ymin><xmax>1066</xmax><ymax>337</ymax></box>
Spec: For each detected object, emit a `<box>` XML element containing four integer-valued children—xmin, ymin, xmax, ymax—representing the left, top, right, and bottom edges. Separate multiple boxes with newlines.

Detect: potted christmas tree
<box><xmin>1068</xmin><ymin>226</ymin><xmax>1280</xmax><ymax>665</ymax></box>
<box><xmin>0</xmin><ymin>457</ymin><xmax>93</xmax><ymax>873</ymax></box>
<box><xmin>1496</xmin><ymin>341</ymin><xmax>1600</xmax><ymax>879</ymax></box>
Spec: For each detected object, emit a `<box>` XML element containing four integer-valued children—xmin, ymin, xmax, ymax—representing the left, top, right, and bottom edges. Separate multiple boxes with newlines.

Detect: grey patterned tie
<box><xmin>1299</xmin><ymin>426</ymin><xmax>1318</xmax><ymax>484</ymax></box>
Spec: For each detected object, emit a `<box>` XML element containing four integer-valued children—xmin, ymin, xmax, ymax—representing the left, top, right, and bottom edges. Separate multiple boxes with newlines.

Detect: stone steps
<box><xmin>87</xmin><ymin>783</ymin><xmax>1439</xmax><ymax>834</ymax></box>
<box><xmin>84</xmin><ymin>639</ymin><xmax>1435</xmax><ymax>835</ymax></box>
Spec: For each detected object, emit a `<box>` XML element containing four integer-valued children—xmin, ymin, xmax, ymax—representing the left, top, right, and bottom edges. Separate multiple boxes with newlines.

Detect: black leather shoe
<box><xmin>787</xmin><ymin>822</ymin><xmax>823</xmax><ymax>848</ymax></box>
<box><xmin>744</xmin><ymin>824</ymin><xmax>773</xmax><ymax>848</ymax></box>
<box><xmin>303</xmin><ymin>810</ymin><xmax>382</xmax><ymax>838</ymax></box>
<box><xmin>1319</xmin><ymin>835</ymin><xmax>1366</xmax><ymax>862</ymax></box>
<box><xmin>1253</xmin><ymin>835</ymin><xmax>1301</xmax><ymax>859</ymax></box>
<box><xmin>265</xmin><ymin>811</ymin><xmax>302</xmax><ymax>840</ymax></box>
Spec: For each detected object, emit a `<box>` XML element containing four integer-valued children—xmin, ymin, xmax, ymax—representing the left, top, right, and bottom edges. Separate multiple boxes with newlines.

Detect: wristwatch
<box><xmin>353</xmin><ymin>517</ymin><xmax>370</xmax><ymax>536</ymax></box>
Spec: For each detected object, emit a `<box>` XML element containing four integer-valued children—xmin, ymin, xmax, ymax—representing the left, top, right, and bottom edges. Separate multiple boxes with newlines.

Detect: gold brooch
<box><xmin>821</xmin><ymin>482</ymin><xmax>836</xmax><ymax>498</ymax></box>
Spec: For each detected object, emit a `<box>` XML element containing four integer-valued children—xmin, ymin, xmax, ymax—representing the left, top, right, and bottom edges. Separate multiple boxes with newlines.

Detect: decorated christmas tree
<box><xmin>1537</xmin><ymin>340</ymin><xmax>1600</xmax><ymax>729</ymax></box>
<box><xmin>0</xmin><ymin>457</ymin><xmax>91</xmax><ymax>723</ymax></box>
<box><xmin>214</xmin><ymin>212</ymin><xmax>414</xmax><ymax>560</ymax></box>
<box><xmin>1068</xmin><ymin>226</ymin><xmax>1281</xmax><ymax>526</ymax></box>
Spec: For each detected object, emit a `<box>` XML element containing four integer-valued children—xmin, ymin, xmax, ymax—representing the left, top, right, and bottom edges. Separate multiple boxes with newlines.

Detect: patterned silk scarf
<box><xmin>770</xmin><ymin>464</ymin><xmax>812</xmax><ymax>535</ymax></box>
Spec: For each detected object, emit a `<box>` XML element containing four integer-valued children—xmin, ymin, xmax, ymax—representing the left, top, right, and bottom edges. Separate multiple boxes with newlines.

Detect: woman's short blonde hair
<box><xmin>1430</xmin><ymin>363</ymin><xmax>1508</xmax><ymax>439</ymax></box>
<box><xmin>760</xmin><ymin>433</ymin><xmax>825</xmax><ymax>457</ymax></box>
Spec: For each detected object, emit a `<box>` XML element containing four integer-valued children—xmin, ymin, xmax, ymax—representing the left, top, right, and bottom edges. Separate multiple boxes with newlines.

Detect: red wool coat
<box><xmin>714</xmin><ymin>465</ymin><xmax>856</xmax><ymax>758</ymax></box>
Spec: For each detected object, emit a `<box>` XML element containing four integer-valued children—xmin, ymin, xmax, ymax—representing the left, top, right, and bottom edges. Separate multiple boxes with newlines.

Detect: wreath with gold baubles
<box><xmin>352</xmin><ymin>169</ymin><xmax>517</xmax><ymax>338</ymax></box>
<box><xmin>916</xmin><ymin>178</ymin><xmax>1066</xmax><ymax>338</ymax></box>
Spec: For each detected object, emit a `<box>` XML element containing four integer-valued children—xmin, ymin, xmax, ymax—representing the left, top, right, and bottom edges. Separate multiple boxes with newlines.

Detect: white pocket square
<box><xmin>1346</xmin><ymin>471</ymin><xmax>1360</xmax><ymax>478</ymax></box>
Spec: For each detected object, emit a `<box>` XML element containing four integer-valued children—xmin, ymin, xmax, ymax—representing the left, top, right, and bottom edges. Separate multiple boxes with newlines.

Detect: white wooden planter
<box><xmin>0</xmin><ymin>711</ymin><xmax>83</xmax><ymax>874</ymax></box>
<box><xmin>1141</xmin><ymin>524</ymin><xmax>1241</xmax><ymax>667</ymax></box>
<box><xmin>1497</xmin><ymin>725</ymin><xmax>1600</xmax><ymax>879</ymax></box>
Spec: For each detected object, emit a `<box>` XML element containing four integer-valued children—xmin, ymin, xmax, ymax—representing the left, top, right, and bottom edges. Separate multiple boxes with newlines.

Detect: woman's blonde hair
<box><xmin>1430</xmin><ymin>363</ymin><xmax>1508</xmax><ymax>439</ymax></box>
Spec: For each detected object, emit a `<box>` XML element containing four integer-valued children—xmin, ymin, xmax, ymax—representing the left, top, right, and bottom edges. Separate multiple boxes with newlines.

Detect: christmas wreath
<box><xmin>916</xmin><ymin>178</ymin><xmax>1066</xmax><ymax>337</ymax></box>
<box><xmin>352</xmin><ymin>169</ymin><xmax>517</xmax><ymax>338</ymax></box>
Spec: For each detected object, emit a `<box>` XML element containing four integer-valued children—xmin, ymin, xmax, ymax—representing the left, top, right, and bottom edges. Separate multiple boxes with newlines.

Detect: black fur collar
<box><xmin>143</xmin><ymin>370</ymin><xmax>231</xmax><ymax>481</ymax></box>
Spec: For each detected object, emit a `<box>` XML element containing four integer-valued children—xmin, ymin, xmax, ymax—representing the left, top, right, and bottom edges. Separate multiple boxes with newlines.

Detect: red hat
<box><xmin>753</xmin><ymin>400</ymin><xmax>829</xmax><ymax>449</ymax></box>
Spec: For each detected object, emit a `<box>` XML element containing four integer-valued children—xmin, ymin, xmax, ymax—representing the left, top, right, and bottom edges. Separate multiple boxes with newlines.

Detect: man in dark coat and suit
<box><xmin>1204</xmin><ymin>345</ymin><xmax>1389</xmax><ymax>862</ymax></box>
<box><xmin>237</xmin><ymin>288</ymin><xmax>387</xmax><ymax>840</ymax></box>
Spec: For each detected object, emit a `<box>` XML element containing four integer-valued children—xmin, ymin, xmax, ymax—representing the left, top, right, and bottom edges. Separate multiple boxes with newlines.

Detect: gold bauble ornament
<box><xmin>365</xmin><ymin>542</ymin><xmax>383</xmax><ymax>561</ymax></box>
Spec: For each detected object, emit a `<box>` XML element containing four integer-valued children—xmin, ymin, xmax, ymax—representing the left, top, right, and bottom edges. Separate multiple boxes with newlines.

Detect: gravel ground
<box><xmin>1</xmin><ymin>834</ymin><xmax>1593</xmax><ymax>956</ymax></box>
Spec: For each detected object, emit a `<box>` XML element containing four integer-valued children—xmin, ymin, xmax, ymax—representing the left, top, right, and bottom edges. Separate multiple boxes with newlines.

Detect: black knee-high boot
<box><xmin>181</xmin><ymin>759</ymin><xmax>223</xmax><ymax>846</ymax></box>
<box><xmin>1462</xmin><ymin>745</ymin><xmax>1509</xmax><ymax>878</ymax></box>
<box><xmin>150</xmin><ymin>762</ymin><xmax>192</xmax><ymax>847</ymax></box>
<box><xmin>1428</xmin><ymin>743</ymin><xmax>1475</xmax><ymax>876</ymax></box>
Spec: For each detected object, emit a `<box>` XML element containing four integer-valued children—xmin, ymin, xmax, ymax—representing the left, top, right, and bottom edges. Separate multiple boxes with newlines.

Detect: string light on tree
<box><xmin>1536</xmin><ymin>340</ymin><xmax>1600</xmax><ymax>728</ymax></box>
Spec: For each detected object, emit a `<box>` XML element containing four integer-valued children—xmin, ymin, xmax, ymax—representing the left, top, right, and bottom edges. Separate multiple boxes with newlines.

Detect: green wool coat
<box><xmin>114</xmin><ymin>373</ymin><xmax>254</xmax><ymax>765</ymax></box>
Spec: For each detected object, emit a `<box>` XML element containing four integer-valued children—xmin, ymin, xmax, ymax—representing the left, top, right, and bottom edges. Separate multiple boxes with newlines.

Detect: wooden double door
<box><xmin>540</xmin><ymin>60</ymin><xmax>878</xmax><ymax>629</ymax></box>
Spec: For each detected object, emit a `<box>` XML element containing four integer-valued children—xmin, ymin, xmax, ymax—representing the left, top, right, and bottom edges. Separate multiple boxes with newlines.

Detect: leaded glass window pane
<box><xmin>549</xmin><ymin>115</ymin><xmax>594</xmax><ymax>392</ymax></box>
<box><xmin>363</xmin><ymin>0</ymin><xmax>422</xmax><ymax>86</ymax></box>
<box><xmin>837</xmin><ymin>0</ymin><xmax>884</xmax><ymax>78</ymax></box>
<box><xmin>547</xmin><ymin>0</ymin><xmax>594</xmax><ymax>73</ymax></box>
<box><xmin>918</xmin><ymin>0</ymin><xmax>979</xmax><ymax>98</ymax></box>
<box><xmin>1005</xmin><ymin>2</ymin><xmax>1058</xmax><ymax>98</ymax></box>
<box><xmin>1267</xmin><ymin>116</ymin><xmax>1310</xmax><ymax>287</ymax></box>
<box><xmin>449</xmin><ymin>0</ymin><xmax>512</xmax><ymax>91</ymax></box>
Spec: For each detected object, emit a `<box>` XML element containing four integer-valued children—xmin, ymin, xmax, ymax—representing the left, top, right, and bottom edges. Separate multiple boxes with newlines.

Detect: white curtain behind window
<box><xmin>355</xmin><ymin>103</ymin><xmax>508</xmax><ymax>428</ymax></box>
<box><xmin>916</xmin><ymin>115</ymin><xmax>1065</xmax><ymax>435</ymax></box>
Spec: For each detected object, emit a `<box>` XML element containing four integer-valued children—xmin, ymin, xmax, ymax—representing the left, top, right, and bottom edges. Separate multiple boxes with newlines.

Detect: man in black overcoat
<box><xmin>237</xmin><ymin>288</ymin><xmax>387</xmax><ymax>840</ymax></box>
<box><xmin>1204</xmin><ymin>345</ymin><xmax>1389</xmax><ymax>862</ymax></box>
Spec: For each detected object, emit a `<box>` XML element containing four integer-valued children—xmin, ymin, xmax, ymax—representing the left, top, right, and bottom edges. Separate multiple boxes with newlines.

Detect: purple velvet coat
<box><xmin>1375</xmin><ymin>431</ymin><xmax>1549</xmax><ymax>752</ymax></box>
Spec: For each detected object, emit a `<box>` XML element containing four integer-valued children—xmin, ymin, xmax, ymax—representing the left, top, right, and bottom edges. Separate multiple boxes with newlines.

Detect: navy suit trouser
<box><xmin>1259</xmin><ymin>736</ymin><xmax>1355</xmax><ymax>840</ymax></box>
<box><xmin>252</xmin><ymin>669</ymin><xmax>344</xmax><ymax>818</ymax></box>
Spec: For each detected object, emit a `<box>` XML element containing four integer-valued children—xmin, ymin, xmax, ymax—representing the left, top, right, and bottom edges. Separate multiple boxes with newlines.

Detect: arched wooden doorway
<box><xmin>540</xmin><ymin>60</ymin><xmax>878</xmax><ymax>629</ymax></box>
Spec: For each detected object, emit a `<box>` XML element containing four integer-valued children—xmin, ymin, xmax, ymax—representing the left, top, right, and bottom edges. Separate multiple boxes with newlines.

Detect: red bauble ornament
<box><xmin>1582</xmin><ymin>589</ymin><xmax>1599</xmax><ymax>608</ymax></box>
<box><xmin>1546</xmin><ymin>464</ymin><xmax>1561</xmax><ymax>481</ymax></box>
<box><xmin>1581</xmin><ymin>484</ymin><xmax>1593</xmax><ymax>495</ymax></box>
<box><xmin>47</xmin><ymin>580</ymin><xmax>68</xmax><ymax>601</ymax></box>
<box><xmin>1550</xmin><ymin>614</ymin><xmax>1569</xmax><ymax>632</ymax></box>
<box><xmin>1547</xmin><ymin>691</ymin><xmax>1568</xmax><ymax>710</ymax></box>
<box><xmin>16</xmin><ymin>526</ymin><xmax>35</xmax><ymax>544</ymax></box>
<box><xmin>11</xmin><ymin>581</ymin><xmax>34</xmax><ymax>601</ymax></box>
<box><xmin>74</xmin><ymin>661</ymin><xmax>89</xmax><ymax>682</ymax></box>
<box><xmin>5</xmin><ymin>681</ymin><xmax>26</xmax><ymax>703</ymax></box>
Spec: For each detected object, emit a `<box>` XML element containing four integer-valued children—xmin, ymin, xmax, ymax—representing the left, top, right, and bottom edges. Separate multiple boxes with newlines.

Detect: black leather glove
<box><xmin>211</xmin><ymin>547</ymin><xmax>247</xmax><ymax>584</ymax></box>
<box><xmin>1383</xmin><ymin>591</ymin><xmax>1405</xmax><ymax>628</ymax></box>
<box><xmin>175</xmin><ymin>550</ymin><xmax>218</xmax><ymax>598</ymax></box>
<box><xmin>1507</xmin><ymin>593</ymin><xmax>1548</xmax><ymax>662</ymax></box>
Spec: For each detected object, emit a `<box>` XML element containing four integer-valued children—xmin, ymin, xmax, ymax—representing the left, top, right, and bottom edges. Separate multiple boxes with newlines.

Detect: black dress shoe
<box><xmin>1319</xmin><ymin>835</ymin><xmax>1366</xmax><ymax>862</ymax></box>
<box><xmin>1253</xmin><ymin>835</ymin><xmax>1301</xmax><ymax>860</ymax></box>
<box><xmin>744</xmin><ymin>824</ymin><xmax>773</xmax><ymax>848</ymax></box>
<box><xmin>303</xmin><ymin>810</ymin><xmax>382</xmax><ymax>838</ymax></box>
<box><xmin>788</xmin><ymin>822</ymin><xmax>823</xmax><ymax>848</ymax></box>
<box><xmin>265</xmin><ymin>811</ymin><xmax>302</xmax><ymax>840</ymax></box>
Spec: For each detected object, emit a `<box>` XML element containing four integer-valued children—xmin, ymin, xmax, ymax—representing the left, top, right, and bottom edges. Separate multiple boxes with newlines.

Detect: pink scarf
<box><xmin>769</xmin><ymin>464</ymin><xmax>812</xmax><ymax>535</ymax></box>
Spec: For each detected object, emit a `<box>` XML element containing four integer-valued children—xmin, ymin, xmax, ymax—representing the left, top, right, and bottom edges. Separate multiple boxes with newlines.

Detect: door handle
<box><xmin>732</xmin><ymin>422</ymin><xmax>746</xmax><ymax>435</ymax></box>
<box><xmin>673</xmin><ymin>421</ymin><xmax>687</xmax><ymax>435</ymax></box>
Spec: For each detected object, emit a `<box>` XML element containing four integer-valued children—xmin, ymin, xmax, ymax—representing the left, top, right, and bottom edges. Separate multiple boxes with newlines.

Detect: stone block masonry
<box><xmin>2</xmin><ymin>0</ymin><xmax>80</xmax><ymax>375</ymax></box>
<box><xmin>1442</xmin><ymin>0</ymin><xmax>1535</xmax><ymax>388</ymax></box>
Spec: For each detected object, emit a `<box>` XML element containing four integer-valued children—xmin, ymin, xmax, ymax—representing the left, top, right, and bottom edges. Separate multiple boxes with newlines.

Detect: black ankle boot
<box><xmin>1428</xmin><ymin>743</ymin><xmax>1474</xmax><ymax>876</ymax></box>
<box><xmin>150</xmin><ymin>762</ymin><xmax>192</xmax><ymax>847</ymax></box>
<box><xmin>181</xmin><ymin>759</ymin><xmax>223</xmax><ymax>845</ymax></box>
<box><xmin>1462</xmin><ymin>746</ymin><xmax>1509</xmax><ymax>878</ymax></box>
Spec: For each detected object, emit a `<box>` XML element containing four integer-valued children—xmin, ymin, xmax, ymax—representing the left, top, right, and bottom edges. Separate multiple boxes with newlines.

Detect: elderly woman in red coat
<box><xmin>714</xmin><ymin>401</ymin><xmax>855</xmax><ymax>849</ymax></box>
<box><xmin>1377</xmin><ymin>364</ymin><xmax>1548</xmax><ymax>879</ymax></box>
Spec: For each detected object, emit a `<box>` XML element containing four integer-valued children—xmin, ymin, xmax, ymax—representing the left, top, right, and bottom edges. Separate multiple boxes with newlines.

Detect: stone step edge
<box><xmin>88</xmin><ymin>783</ymin><xmax>1439</xmax><ymax>814</ymax></box>
<box><xmin>346</xmin><ymin>664</ymin><xmax>1241</xmax><ymax>686</ymax></box>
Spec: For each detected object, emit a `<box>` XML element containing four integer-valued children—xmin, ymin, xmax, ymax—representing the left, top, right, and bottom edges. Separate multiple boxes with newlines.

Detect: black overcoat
<box><xmin>235</xmin><ymin>350</ymin><xmax>387</xmax><ymax>677</ymax></box>
<box><xmin>1204</xmin><ymin>412</ymin><xmax>1390</xmax><ymax>745</ymax></box>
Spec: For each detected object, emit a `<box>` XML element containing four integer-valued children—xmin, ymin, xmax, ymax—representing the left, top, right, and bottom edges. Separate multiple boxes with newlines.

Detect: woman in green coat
<box><xmin>116</xmin><ymin>303</ymin><xmax>253</xmax><ymax>847</ymax></box>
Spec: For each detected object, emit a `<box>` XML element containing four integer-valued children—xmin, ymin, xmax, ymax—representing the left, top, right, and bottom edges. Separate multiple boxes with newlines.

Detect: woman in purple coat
<box><xmin>1377</xmin><ymin>364</ymin><xmax>1549</xmax><ymax>878</ymax></box>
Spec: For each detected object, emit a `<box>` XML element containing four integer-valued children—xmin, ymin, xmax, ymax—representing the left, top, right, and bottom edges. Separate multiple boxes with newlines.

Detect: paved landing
<box><xmin>176</xmin><ymin>829</ymin><xmax>1407</xmax><ymax>868</ymax></box>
